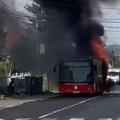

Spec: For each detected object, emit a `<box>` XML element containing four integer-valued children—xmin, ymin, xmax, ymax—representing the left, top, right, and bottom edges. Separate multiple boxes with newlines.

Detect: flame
<box><xmin>91</xmin><ymin>36</ymin><xmax>108</xmax><ymax>64</ymax></box>
<box><xmin>6</xmin><ymin>27</ymin><xmax>26</xmax><ymax>48</ymax></box>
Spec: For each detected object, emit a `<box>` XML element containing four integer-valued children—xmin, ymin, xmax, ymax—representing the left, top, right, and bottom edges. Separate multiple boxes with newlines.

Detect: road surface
<box><xmin>0</xmin><ymin>86</ymin><xmax>120</xmax><ymax>120</ymax></box>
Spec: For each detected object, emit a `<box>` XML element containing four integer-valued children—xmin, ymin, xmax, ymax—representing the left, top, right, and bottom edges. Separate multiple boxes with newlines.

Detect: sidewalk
<box><xmin>0</xmin><ymin>93</ymin><xmax>59</xmax><ymax>110</ymax></box>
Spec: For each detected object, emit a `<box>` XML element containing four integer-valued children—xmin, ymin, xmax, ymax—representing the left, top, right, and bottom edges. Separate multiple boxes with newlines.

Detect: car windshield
<box><xmin>108</xmin><ymin>72</ymin><xmax>119</xmax><ymax>76</ymax></box>
<box><xmin>60</xmin><ymin>62</ymin><xmax>91</xmax><ymax>83</ymax></box>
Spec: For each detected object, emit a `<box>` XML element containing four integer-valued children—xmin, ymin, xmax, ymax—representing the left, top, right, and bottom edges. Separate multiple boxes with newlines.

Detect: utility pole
<box><xmin>36</xmin><ymin>19</ymin><xmax>40</xmax><ymax>55</ymax></box>
<box><xmin>117</xmin><ymin>54</ymin><xmax>120</xmax><ymax>81</ymax></box>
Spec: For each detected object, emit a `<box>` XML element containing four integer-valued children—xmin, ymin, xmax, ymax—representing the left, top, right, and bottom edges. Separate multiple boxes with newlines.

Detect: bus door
<box><xmin>93</xmin><ymin>64</ymin><xmax>103</xmax><ymax>93</ymax></box>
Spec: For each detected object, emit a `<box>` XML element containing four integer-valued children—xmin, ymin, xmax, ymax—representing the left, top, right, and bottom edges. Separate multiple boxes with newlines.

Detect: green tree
<box><xmin>25</xmin><ymin>1</ymin><xmax>47</xmax><ymax>30</ymax></box>
<box><xmin>0</xmin><ymin>57</ymin><xmax>13</xmax><ymax>77</ymax></box>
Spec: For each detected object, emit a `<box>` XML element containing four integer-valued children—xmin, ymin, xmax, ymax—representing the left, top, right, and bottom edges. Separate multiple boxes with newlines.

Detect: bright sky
<box><xmin>15</xmin><ymin>0</ymin><xmax>33</xmax><ymax>14</ymax></box>
<box><xmin>98</xmin><ymin>2</ymin><xmax>120</xmax><ymax>45</ymax></box>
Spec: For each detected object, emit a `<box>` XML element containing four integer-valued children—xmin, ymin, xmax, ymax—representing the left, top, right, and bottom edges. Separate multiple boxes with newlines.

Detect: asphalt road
<box><xmin>0</xmin><ymin>86</ymin><xmax>120</xmax><ymax>120</ymax></box>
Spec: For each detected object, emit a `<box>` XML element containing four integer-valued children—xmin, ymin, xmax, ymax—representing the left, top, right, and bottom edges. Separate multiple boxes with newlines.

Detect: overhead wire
<box><xmin>1</xmin><ymin>0</ymin><xmax>120</xmax><ymax>44</ymax></box>
<box><xmin>0</xmin><ymin>9</ymin><xmax>35</xmax><ymax>19</ymax></box>
<box><xmin>1</xmin><ymin>1</ymin><xmax>120</xmax><ymax>32</ymax></box>
<box><xmin>0</xmin><ymin>1</ymin><xmax>120</xmax><ymax>20</ymax></box>
<box><xmin>34</xmin><ymin>1</ymin><xmax>120</xmax><ymax>11</ymax></box>
<box><xmin>0</xmin><ymin>10</ymin><xmax>120</xmax><ymax>27</ymax></box>
<box><xmin>0</xmin><ymin>0</ymin><xmax>26</xmax><ymax>16</ymax></box>
<box><xmin>1</xmin><ymin>1</ymin><xmax>120</xmax><ymax>17</ymax></box>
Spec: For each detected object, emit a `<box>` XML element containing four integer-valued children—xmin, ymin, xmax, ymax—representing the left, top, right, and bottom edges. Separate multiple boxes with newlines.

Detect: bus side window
<box><xmin>93</xmin><ymin>65</ymin><xmax>97</xmax><ymax>75</ymax></box>
<box><xmin>94</xmin><ymin>65</ymin><xmax>102</xmax><ymax>77</ymax></box>
<box><xmin>98</xmin><ymin>66</ymin><xmax>102</xmax><ymax>74</ymax></box>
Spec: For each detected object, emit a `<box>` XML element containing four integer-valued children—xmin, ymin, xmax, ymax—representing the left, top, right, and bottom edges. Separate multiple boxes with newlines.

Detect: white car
<box><xmin>107</xmin><ymin>75</ymin><xmax>119</xmax><ymax>83</ymax></box>
<box><xmin>107</xmin><ymin>68</ymin><xmax>120</xmax><ymax>83</ymax></box>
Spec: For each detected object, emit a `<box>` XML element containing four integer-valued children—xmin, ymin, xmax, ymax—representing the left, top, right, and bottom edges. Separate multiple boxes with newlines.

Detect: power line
<box><xmin>1</xmin><ymin>11</ymin><xmax>120</xmax><ymax>26</ymax></box>
<box><xmin>0</xmin><ymin>10</ymin><xmax>35</xmax><ymax>19</ymax></box>
<box><xmin>98</xmin><ymin>18</ymin><xmax>120</xmax><ymax>20</ymax></box>
<box><xmin>105</xmin><ymin>30</ymin><xmax>120</xmax><ymax>32</ymax></box>
<box><xmin>2</xmin><ymin>0</ymin><xmax>120</xmax><ymax>19</ymax></box>
<box><xmin>104</xmin><ymin>26</ymin><xmax>120</xmax><ymax>28</ymax></box>
<box><xmin>1</xmin><ymin>5</ymin><xmax>120</xmax><ymax>28</ymax></box>
<box><xmin>0</xmin><ymin>1</ymin><xmax>36</xmax><ymax>18</ymax></box>
<box><xmin>100</xmin><ymin>21</ymin><xmax>120</xmax><ymax>23</ymax></box>
<box><xmin>1</xmin><ymin>1</ymin><xmax>120</xmax><ymax>20</ymax></box>
<box><xmin>2</xmin><ymin>11</ymin><xmax>120</xmax><ymax>27</ymax></box>
<box><xmin>30</xmin><ymin>0</ymin><xmax>120</xmax><ymax>11</ymax></box>
<box><xmin>0</xmin><ymin>1</ymin><xmax>25</xmax><ymax>16</ymax></box>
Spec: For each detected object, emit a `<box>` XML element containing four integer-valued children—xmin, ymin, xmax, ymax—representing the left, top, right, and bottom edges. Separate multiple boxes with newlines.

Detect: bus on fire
<box><xmin>56</xmin><ymin>57</ymin><xmax>108</xmax><ymax>94</ymax></box>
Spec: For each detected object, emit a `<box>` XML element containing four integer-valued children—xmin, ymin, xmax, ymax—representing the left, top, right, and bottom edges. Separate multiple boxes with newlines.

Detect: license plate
<box><xmin>73</xmin><ymin>91</ymin><xmax>80</xmax><ymax>93</ymax></box>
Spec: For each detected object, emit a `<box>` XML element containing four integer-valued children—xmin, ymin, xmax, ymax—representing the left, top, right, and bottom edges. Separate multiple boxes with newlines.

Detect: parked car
<box><xmin>107</xmin><ymin>68</ymin><xmax>120</xmax><ymax>84</ymax></box>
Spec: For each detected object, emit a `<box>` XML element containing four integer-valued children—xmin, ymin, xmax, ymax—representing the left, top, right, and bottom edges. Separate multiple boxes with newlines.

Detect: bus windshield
<box><xmin>60</xmin><ymin>61</ymin><xmax>92</xmax><ymax>83</ymax></box>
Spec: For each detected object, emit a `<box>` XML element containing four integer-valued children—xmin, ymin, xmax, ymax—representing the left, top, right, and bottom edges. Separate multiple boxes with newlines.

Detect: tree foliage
<box><xmin>0</xmin><ymin>57</ymin><xmax>13</xmax><ymax>77</ymax></box>
<box><xmin>25</xmin><ymin>1</ymin><xmax>47</xmax><ymax>24</ymax></box>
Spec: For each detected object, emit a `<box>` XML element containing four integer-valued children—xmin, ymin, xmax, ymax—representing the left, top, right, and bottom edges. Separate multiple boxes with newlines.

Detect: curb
<box><xmin>0</xmin><ymin>94</ymin><xmax>59</xmax><ymax>110</ymax></box>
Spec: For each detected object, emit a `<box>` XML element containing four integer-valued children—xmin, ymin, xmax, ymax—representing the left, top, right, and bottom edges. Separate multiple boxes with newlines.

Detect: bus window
<box><xmin>61</xmin><ymin>66</ymin><xmax>73</xmax><ymax>82</ymax></box>
<box><xmin>73</xmin><ymin>67</ymin><xmax>91</xmax><ymax>82</ymax></box>
<box><xmin>60</xmin><ymin>64</ymin><xmax>91</xmax><ymax>83</ymax></box>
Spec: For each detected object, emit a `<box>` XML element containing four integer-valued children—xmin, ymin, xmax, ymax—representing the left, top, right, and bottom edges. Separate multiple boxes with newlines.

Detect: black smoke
<box><xmin>0</xmin><ymin>1</ymin><xmax>38</xmax><ymax>72</ymax></box>
<box><xmin>38</xmin><ymin>0</ymin><xmax>104</xmax><ymax>69</ymax></box>
<box><xmin>1</xmin><ymin>0</ymin><xmax>117</xmax><ymax>89</ymax></box>
<box><xmin>40</xmin><ymin>0</ymin><xmax>93</xmax><ymax>25</ymax></box>
<box><xmin>34</xmin><ymin>0</ymin><xmax>105</xmax><ymax>88</ymax></box>
<box><xmin>38</xmin><ymin>0</ymin><xmax>118</xmax><ymax>90</ymax></box>
<box><xmin>1</xmin><ymin>0</ymin><xmax>116</xmax><ymax>72</ymax></box>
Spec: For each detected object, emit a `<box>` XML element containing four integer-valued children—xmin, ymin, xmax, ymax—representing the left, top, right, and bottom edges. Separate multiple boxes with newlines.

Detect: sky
<box><xmin>15</xmin><ymin>0</ymin><xmax>33</xmax><ymax>14</ymax></box>
<box><xmin>97</xmin><ymin>2</ymin><xmax>120</xmax><ymax>45</ymax></box>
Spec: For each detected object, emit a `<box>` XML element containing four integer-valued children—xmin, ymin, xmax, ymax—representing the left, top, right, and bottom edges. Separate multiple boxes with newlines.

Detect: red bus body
<box><xmin>59</xmin><ymin>83</ymin><xmax>94</xmax><ymax>94</ymax></box>
<box><xmin>58</xmin><ymin>57</ymin><xmax>107</xmax><ymax>94</ymax></box>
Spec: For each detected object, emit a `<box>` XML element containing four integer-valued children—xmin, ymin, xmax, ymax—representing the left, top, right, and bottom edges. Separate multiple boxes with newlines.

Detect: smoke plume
<box><xmin>1</xmin><ymin>0</ymin><xmax>118</xmax><ymax>74</ymax></box>
<box><xmin>0</xmin><ymin>0</ymin><xmax>37</xmax><ymax>72</ymax></box>
<box><xmin>0</xmin><ymin>0</ymin><xmax>118</xmax><ymax>90</ymax></box>
<box><xmin>38</xmin><ymin>0</ymin><xmax>108</xmax><ymax>72</ymax></box>
<box><xmin>38</xmin><ymin>0</ymin><xmax>119</xmax><ymax>90</ymax></box>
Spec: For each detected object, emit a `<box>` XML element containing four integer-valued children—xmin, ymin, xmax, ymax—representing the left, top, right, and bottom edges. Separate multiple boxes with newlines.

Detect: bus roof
<box><xmin>61</xmin><ymin>57</ymin><xmax>101</xmax><ymax>62</ymax></box>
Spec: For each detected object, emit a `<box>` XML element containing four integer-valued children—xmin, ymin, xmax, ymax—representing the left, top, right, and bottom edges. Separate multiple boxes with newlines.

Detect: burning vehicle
<box><xmin>36</xmin><ymin>0</ymin><xmax>110</xmax><ymax>92</ymax></box>
<box><xmin>54</xmin><ymin>57</ymin><xmax>108</xmax><ymax>94</ymax></box>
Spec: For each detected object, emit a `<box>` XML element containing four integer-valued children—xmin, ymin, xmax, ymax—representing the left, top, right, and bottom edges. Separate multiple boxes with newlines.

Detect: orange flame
<box><xmin>6</xmin><ymin>28</ymin><xmax>26</xmax><ymax>48</ymax></box>
<box><xmin>91</xmin><ymin>36</ymin><xmax>108</xmax><ymax>64</ymax></box>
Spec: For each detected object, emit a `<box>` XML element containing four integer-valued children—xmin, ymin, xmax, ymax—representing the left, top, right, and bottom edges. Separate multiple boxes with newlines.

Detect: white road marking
<box><xmin>38</xmin><ymin>97</ymin><xmax>98</xmax><ymax>119</ymax></box>
<box><xmin>15</xmin><ymin>118</ymin><xmax>31</xmax><ymax>120</ymax></box>
<box><xmin>69</xmin><ymin>118</ymin><xmax>85</xmax><ymax>120</ymax></box>
<box><xmin>42</xmin><ymin>118</ymin><xmax>58</xmax><ymax>120</ymax></box>
<box><xmin>97</xmin><ymin>118</ymin><xmax>113</xmax><ymax>120</ymax></box>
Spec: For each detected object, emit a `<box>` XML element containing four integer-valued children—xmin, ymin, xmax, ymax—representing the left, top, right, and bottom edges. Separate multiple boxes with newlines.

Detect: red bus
<box><xmin>58</xmin><ymin>57</ymin><xmax>108</xmax><ymax>94</ymax></box>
